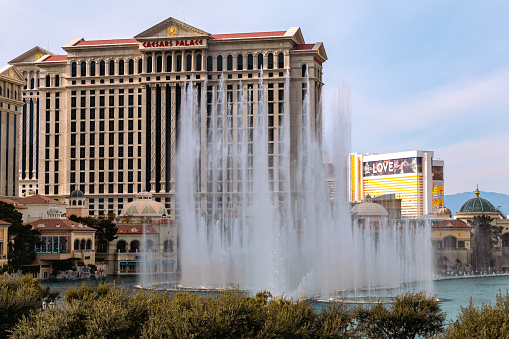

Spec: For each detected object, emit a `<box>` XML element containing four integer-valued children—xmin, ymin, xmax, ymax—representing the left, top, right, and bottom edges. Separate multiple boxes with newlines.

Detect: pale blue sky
<box><xmin>1</xmin><ymin>0</ymin><xmax>508</xmax><ymax>195</ymax></box>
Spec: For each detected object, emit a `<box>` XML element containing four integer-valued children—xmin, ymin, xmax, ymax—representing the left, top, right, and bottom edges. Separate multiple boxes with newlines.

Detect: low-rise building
<box><xmin>0</xmin><ymin>220</ymin><xmax>10</xmax><ymax>268</ymax></box>
<box><xmin>17</xmin><ymin>194</ymin><xmax>66</xmax><ymax>222</ymax></box>
<box><xmin>432</xmin><ymin>219</ymin><xmax>472</xmax><ymax>272</ymax></box>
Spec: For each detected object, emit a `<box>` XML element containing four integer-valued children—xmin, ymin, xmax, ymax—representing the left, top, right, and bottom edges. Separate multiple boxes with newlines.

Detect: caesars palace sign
<box><xmin>140</xmin><ymin>39</ymin><xmax>207</xmax><ymax>50</ymax></box>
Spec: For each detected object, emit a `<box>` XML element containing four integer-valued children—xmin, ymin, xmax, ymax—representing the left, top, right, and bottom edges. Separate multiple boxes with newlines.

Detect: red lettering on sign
<box><xmin>165</xmin><ymin>41</ymin><xmax>169</xmax><ymax>47</ymax></box>
<box><xmin>198</xmin><ymin>39</ymin><xmax>203</xmax><ymax>45</ymax></box>
<box><xmin>190</xmin><ymin>40</ymin><xmax>195</xmax><ymax>46</ymax></box>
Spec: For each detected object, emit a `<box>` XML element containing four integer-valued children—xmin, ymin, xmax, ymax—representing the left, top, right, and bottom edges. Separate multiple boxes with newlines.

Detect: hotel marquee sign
<box><xmin>140</xmin><ymin>39</ymin><xmax>207</xmax><ymax>50</ymax></box>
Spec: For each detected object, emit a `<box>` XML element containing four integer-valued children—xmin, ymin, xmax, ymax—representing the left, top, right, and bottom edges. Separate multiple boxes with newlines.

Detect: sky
<box><xmin>1</xmin><ymin>0</ymin><xmax>508</xmax><ymax>195</ymax></box>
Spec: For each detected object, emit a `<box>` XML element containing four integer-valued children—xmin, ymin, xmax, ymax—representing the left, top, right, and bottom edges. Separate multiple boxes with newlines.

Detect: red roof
<box><xmin>43</xmin><ymin>55</ymin><xmax>67</xmax><ymax>62</ymax></box>
<box><xmin>73</xmin><ymin>39</ymin><xmax>138</xmax><ymax>46</ymax></box>
<box><xmin>28</xmin><ymin>218</ymin><xmax>95</xmax><ymax>231</ymax></box>
<box><xmin>0</xmin><ymin>198</ymin><xmax>27</xmax><ymax>209</ymax></box>
<box><xmin>0</xmin><ymin>220</ymin><xmax>11</xmax><ymax>226</ymax></box>
<box><xmin>116</xmin><ymin>224</ymin><xmax>158</xmax><ymax>234</ymax></box>
<box><xmin>17</xmin><ymin>194</ymin><xmax>66</xmax><ymax>205</ymax></box>
<box><xmin>211</xmin><ymin>31</ymin><xmax>286</xmax><ymax>40</ymax></box>
<box><xmin>292</xmin><ymin>44</ymin><xmax>315</xmax><ymax>51</ymax></box>
<box><xmin>432</xmin><ymin>219</ymin><xmax>470</xmax><ymax>228</ymax></box>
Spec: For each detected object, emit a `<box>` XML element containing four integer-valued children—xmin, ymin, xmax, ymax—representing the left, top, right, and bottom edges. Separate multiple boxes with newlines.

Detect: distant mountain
<box><xmin>444</xmin><ymin>191</ymin><xmax>509</xmax><ymax>217</ymax></box>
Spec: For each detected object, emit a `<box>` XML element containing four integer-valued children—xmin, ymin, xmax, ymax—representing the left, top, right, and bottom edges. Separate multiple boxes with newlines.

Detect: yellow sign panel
<box><xmin>35</xmin><ymin>54</ymin><xmax>43</xmax><ymax>60</ymax></box>
<box><xmin>168</xmin><ymin>26</ymin><xmax>177</xmax><ymax>36</ymax></box>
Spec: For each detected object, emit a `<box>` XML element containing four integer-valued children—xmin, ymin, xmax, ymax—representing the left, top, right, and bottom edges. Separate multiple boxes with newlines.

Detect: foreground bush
<box><xmin>0</xmin><ymin>275</ymin><xmax>57</xmax><ymax>339</ymax></box>
<box><xmin>10</xmin><ymin>284</ymin><xmax>447</xmax><ymax>339</ymax></box>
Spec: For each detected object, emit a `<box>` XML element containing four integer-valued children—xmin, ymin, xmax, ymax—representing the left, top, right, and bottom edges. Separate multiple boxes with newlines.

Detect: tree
<box><xmin>0</xmin><ymin>202</ymin><xmax>41</xmax><ymax>269</ymax></box>
<box><xmin>469</xmin><ymin>215</ymin><xmax>501</xmax><ymax>272</ymax></box>
<box><xmin>68</xmin><ymin>215</ymin><xmax>118</xmax><ymax>242</ymax></box>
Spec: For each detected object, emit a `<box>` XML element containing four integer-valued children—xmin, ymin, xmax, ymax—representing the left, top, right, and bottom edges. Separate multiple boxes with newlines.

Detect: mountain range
<box><xmin>444</xmin><ymin>191</ymin><xmax>509</xmax><ymax>217</ymax></box>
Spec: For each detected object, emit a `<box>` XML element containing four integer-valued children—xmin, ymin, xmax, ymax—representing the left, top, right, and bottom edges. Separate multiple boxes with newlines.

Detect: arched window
<box><xmin>117</xmin><ymin>240</ymin><xmax>126</xmax><ymax>253</ymax></box>
<box><xmin>80</xmin><ymin>239</ymin><xmax>86</xmax><ymax>250</ymax></box>
<box><xmin>227</xmin><ymin>55</ymin><xmax>233</xmax><ymax>71</ymax></box>
<box><xmin>138</xmin><ymin>59</ymin><xmax>143</xmax><ymax>74</ymax></box>
<box><xmin>156</xmin><ymin>56</ymin><xmax>162</xmax><ymax>72</ymax></box>
<box><xmin>257</xmin><ymin>53</ymin><xmax>263</xmax><ymax>69</ymax></box>
<box><xmin>86</xmin><ymin>239</ymin><xmax>92</xmax><ymax>250</ymax></box>
<box><xmin>97</xmin><ymin>240</ymin><xmax>108</xmax><ymax>253</ymax></box>
<box><xmin>109</xmin><ymin>60</ymin><xmax>115</xmax><ymax>76</ymax></box>
<box><xmin>24</xmin><ymin>79</ymin><xmax>27</xmax><ymax>90</ymax></box>
<box><xmin>207</xmin><ymin>56</ymin><xmax>212</xmax><ymax>71</ymax></box>
<box><xmin>80</xmin><ymin>61</ymin><xmax>86</xmax><ymax>77</ymax></box>
<box><xmin>30</xmin><ymin>78</ymin><xmax>35</xmax><ymax>89</ymax></box>
<box><xmin>45</xmin><ymin>75</ymin><xmax>50</xmax><ymax>87</ymax></box>
<box><xmin>74</xmin><ymin>239</ymin><xmax>80</xmax><ymax>250</ymax></box>
<box><xmin>128</xmin><ymin>59</ymin><xmax>134</xmax><ymax>75</ymax></box>
<box><xmin>278</xmin><ymin>52</ymin><xmax>284</xmax><ymax>68</ymax></box>
<box><xmin>90</xmin><ymin>61</ymin><xmax>96</xmax><ymax>76</ymax></box>
<box><xmin>100</xmin><ymin>60</ymin><xmax>106</xmax><ymax>76</ymax></box>
<box><xmin>43</xmin><ymin>272</ymin><xmax>48</xmax><ymax>279</ymax></box>
<box><xmin>163</xmin><ymin>240</ymin><xmax>174</xmax><ymax>252</ymax></box>
<box><xmin>145</xmin><ymin>240</ymin><xmax>154</xmax><ymax>252</ymax></box>
<box><xmin>119</xmin><ymin>60</ymin><xmax>124</xmax><ymax>75</ymax></box>
<box><xmin>71</xmin><ymin>62</ymin><xmax>77</xmax><ymax>77</ymax></box>
<box><xmin>443</xmin><ymin>236</ymin><xmax>457</xmax><ymax>249</ymax></box>
<box><xmin>196</xmin><ymin>54</ymin><xmax>202</xmax><ymax>71</ymax></box>
<box><xmin>216</xmin><ymin>55</ymin><xmax>223</xmax><ymax>72</ymax></box>
<box><xmin>186</xmin><ymin>54</ymin><xmax>192</xmax><ymax>72</ymax></box>
<box><xmin>166</xmin><ymin>55</ymin><xmax>172</xmax><ymax>72</ymax></box>
<box><xmin>267</xmin><ymin>53</ymin><xmax>274</xmax><ymax>69</ymax></box>
<box><xmin>176</xmin><ymin>55</ymin><xmax>182</xmax><ymax>72</ymax></box>
<box><xmin>301</xmin><ymin>64</ymin><xmax>307</xmax><ymax>77</ymax></box>
<box><xmin>77</xmin><ymin>200</ymin><xmax>82</xmax><ymax>206</ymax></box>
<box><xmin>237</xmin><ymin>54</ymin><xmax>243</xmax><ymax>70</ymax></box>
<box><xmin>247</xmin><ymin>54</ymin><xmax>253</xmax><ymax>70</ymax></box>
<box><xmin>72</xmin><ymin>200</ymin><xmax>76</xmax><ymax>206</ymax></box>
<box><xmin>55</xmin><ymin>75</ymin><xmax>60</xmax><ymax>87</ymax></box>
<box><xmin>129</xmin><ymin>240</ymin><xmax>140</xmax><ymax>253</ymax></box>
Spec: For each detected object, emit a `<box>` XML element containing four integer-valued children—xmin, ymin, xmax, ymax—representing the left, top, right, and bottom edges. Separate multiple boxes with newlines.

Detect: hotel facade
<box><xmin>8</xmin><ymin>17</ymin><xmax>326</xmax><ymax>218</ymax></box>
<box><xmin>349</xmin><ymin>150</ymin><xmax>444</xmax><ymax>218</ymax></box>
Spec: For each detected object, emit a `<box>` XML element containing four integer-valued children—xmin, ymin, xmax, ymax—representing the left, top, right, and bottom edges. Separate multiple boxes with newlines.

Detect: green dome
<box><xmin>459</xmin><ymin>189</ymin><xmax>497</xmax><ymax>213</ymax></box>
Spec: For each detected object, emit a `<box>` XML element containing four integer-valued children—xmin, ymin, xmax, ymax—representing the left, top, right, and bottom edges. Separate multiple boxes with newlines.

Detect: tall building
<box><xmin>349</xmin><ymin>150</ymin><xmax>444</xmax><ymax>218</ymax></box>
<box><xmin>0</xmin><ymin>64</ymin><xmax>24</xmax><ymax>198</ymax></box>
<box><xmin>8</xmin><ymin>17</ymin><xmax>326</xmax><ymax>219</ymax></box>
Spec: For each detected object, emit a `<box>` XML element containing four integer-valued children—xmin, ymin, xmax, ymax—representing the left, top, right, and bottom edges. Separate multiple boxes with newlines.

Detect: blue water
<box><xmin>42</xmin><ymin>275</ymin><xmax>509</xmax><ymax>321</ymax></box>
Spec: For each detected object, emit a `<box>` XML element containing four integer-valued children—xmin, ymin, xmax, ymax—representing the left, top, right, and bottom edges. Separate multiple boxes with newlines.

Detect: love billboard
<box><xmin>363</xmin><ymin>157</ymin><xmax>422</xmax><ymax>177</ymax></box>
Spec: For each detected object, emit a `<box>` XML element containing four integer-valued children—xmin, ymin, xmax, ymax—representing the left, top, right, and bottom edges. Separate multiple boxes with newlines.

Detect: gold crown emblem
<box><xmin>168</xmin><ymin>26</ymin><xmax>177</xmax><ymax>36</ymax></box>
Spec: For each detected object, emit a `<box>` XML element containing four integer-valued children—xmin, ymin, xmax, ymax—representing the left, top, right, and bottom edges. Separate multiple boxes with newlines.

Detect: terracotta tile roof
<box><xmin>43</xmin><ymin>55</ymin><xmax>67</xmax><ymax>62</ymax></box>
<box><xmin>74</xmin><ymin>39</ymin><xmax>138</xmax><ymax>46</ymax></box>
<box><xmin>28</xmin><ymin>218</ymin><xmax>96</xmax><ymax>231</ymax></box>
<box><xmin>0</xmin><ymin>220</ymin><xmax>11</xmax><ymax>226</ymax></box>
<box><xmin>116</xmin><ymin>224</ymin><xmax>158</xmax><ymax>234</ymax></box>
<box><xmin>17</xmin><ymin>194</ymin><xmax>66</xmax><ymax>205</ymax></box>
<box><xmin>432</xmin><ymin>219</ymin><xmax>470</xmax><ymax>228</ymax></box>
<box><xmin>292</xmin><ymin>44</ymin><xmax>315</xmax><ymax>51</ymax></box>
<box><xmin>211</xmin><ymin>31</ymin><xmax>286</xmax><ymax>40</ymax></box>
<box><xmin>0</xmin><ymin>198</ymin><xmax>27</xmax><ymax>209</ymax></box>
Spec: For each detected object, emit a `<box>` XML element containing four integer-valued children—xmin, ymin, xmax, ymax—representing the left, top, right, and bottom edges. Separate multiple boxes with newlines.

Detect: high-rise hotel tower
<box><xmin>8</xmin><ymin>17</ymin><xmax>327</xmax><ymax>218</ymax></box>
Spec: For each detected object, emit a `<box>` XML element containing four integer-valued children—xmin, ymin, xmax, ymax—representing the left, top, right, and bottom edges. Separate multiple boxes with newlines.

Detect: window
<box><xmin>166</xmin><ymin>55</ymin><xmax>172</xmax><ymax>72</ymax></box>
<box><xmin>119</xmin><ymin>60</ymin><xmax>124</xmax><ymax>75</ymax></box>
<box><xmin>146</xmin><ymin>56</ymin><xmax>152</xmax><ymax>73</ymax></box>
<box><xmin>156</xmin><ymin>55</ymin><xmax>162</xmax><ymax>72</ymax></box>
<box><xmin>185</xmin><ymin>54</ymin><xmax>192</xmax><ymax>71</ymax></box>
<box><xmin>257</xmin><ymin>53</ymin><xmax>263</xmax><ymax>69</ymax></box>
<box><xmin>81</xmin><ymin>61</ymin><xmax>86</xmax><ymax>77</ymax></box>
<box><xmin>55</xmin><ymin>75</ymin><xmax>60</xmax><ymax>87</ymax></box>
<box><xmin>109</xmin><ymin>60</ymin><xmax>115</xmax><ymax>75</ymax></box>
<box><xmin>207</xmin><ymin>56</ymin><xmax>212</xmax><ymax>71</ymax></box>
<box><xmin>196</xmin><ymin>54</ymin><xmax>202</xmax><ymax>71</ymax></box>
<box><xmin>138</xmin><ymin>59</ymin><xmax>143</xmax><ymax>73</ymax></box>
<box><xmin>247</xmin><ymin>54</ymin><xmax>253</xmax><ymax>70</ymax></box>
<box><xmin>90</xmin><ymin>61</ymin><xmax>96</xmax><ymax>76</ymax></box>
<box><xmin>100</xmin><ymin>60</ymin><xmax>105</xmax><ymax>76</ymax></box>
<box><xmin>128</xmin><ymin>59</ymin><xmax>134</xmax><ymax>75</ymax></box>
<box><xmin>237</xmin><ymin>54</ymin><xmax>243</xmax><ymax>70</ymax></box>
<box><xmin>116</xmin><ymin>241</ymin><xmax>126</xmax><ymax>253</ymax></box>
<box><xmin>164</xmin><ymin>240</ymin><xmax>174</xmax><ymax>252</ymax></box>
<box><xmin>268</xmin><ymin>53</ymin><xmax>274</xmax><ymax>69</ymax></box>
<box><xmin>443</xmin><ymin>236</ymin><xmax>457</xmax><ymax>249</ymax></box>
<box><xmin>217</xmin><ymin>55</ymin><xmax>223</xmax><ymax>71</ymax></box>
<box><xmin>45</xmin><ymin>75</ymin><xmax>50</xmax><ymax>87</ymax></box>
<box><xmin>176</xmin><ymin>55</ymin><xmax>182</xmax><ymax>71</ymax></box>
<box><xmin>227</xmin><ymin>55</ymin><xmax>233</xmax><ymax>71</ymax></box>
<box><xmin>278</xmin><ymin>52</ymin><xmax>284</xmax><ymax>68</ymax></box>
<box><xmin>129</xmin><ymin>240</ymin><xmax>140</xmax><ymax>253</ymax></box>
<box><xmin>503</xmin><ymin>234</ymin><xmax>509</xmax><ymax>247</ymax></box>
<box><xmin>71</xmin><ymin>62</ymin><xmax>77</xmax><ymax>77</ymax></box>
<box><xmin>302</xmin><ymin>64</ymin><xmax>307</xmax><ymax>77</ymax></box>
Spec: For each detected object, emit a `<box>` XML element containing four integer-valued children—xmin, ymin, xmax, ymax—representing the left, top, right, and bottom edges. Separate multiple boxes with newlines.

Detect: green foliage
<box><xmin>65</xmin><ymin>284</ymin><xmax>97</xmax><ymax>303</ymax></box>
<box><xmin>313</xmin><ymin>302</ymin><xmax>357</xmax><ymax>338</ymax></box>
<box><xmin>442</xmin><ymin>292</ymin><xmax>509</xmax><ymax>339</ymax></box>
<box><xmin>68</xmin><ymin>215</ymin><xmax>118</xmax><ymax>242</ymax></box>
<box><xmin>356</xmin><ymin>292</ymin><xmax>445</xmax><ymax>339</ymax></box>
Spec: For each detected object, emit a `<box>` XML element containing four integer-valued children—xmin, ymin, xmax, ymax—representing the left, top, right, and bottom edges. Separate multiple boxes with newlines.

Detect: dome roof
<box><xmin>459</xmin><ymin>188</ymin><xmax>497</xmax><ymax>213</ymax></box>
<box><xmin>437</xmin><ymin>207</ymin><xmax>452</xmax><ymax>215</ymax></box>
<box><xmin>351</xmin><ymin>194</ymin><xmax>388</xmax><ymax>217</ymax></box>
<box><xmin>120</xmin><ymin>192</ymin><xmax>167</xmax><ymax>217</ymax></box>
<box><xmin>47</xmin><ymin>206</ymin><xmax>61</xmax><ymax>214</ymax></box>
<box><xmin>70</xmin><ymin>189</ymin><xmax>84</xmax><ymax>197</ymax></box>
